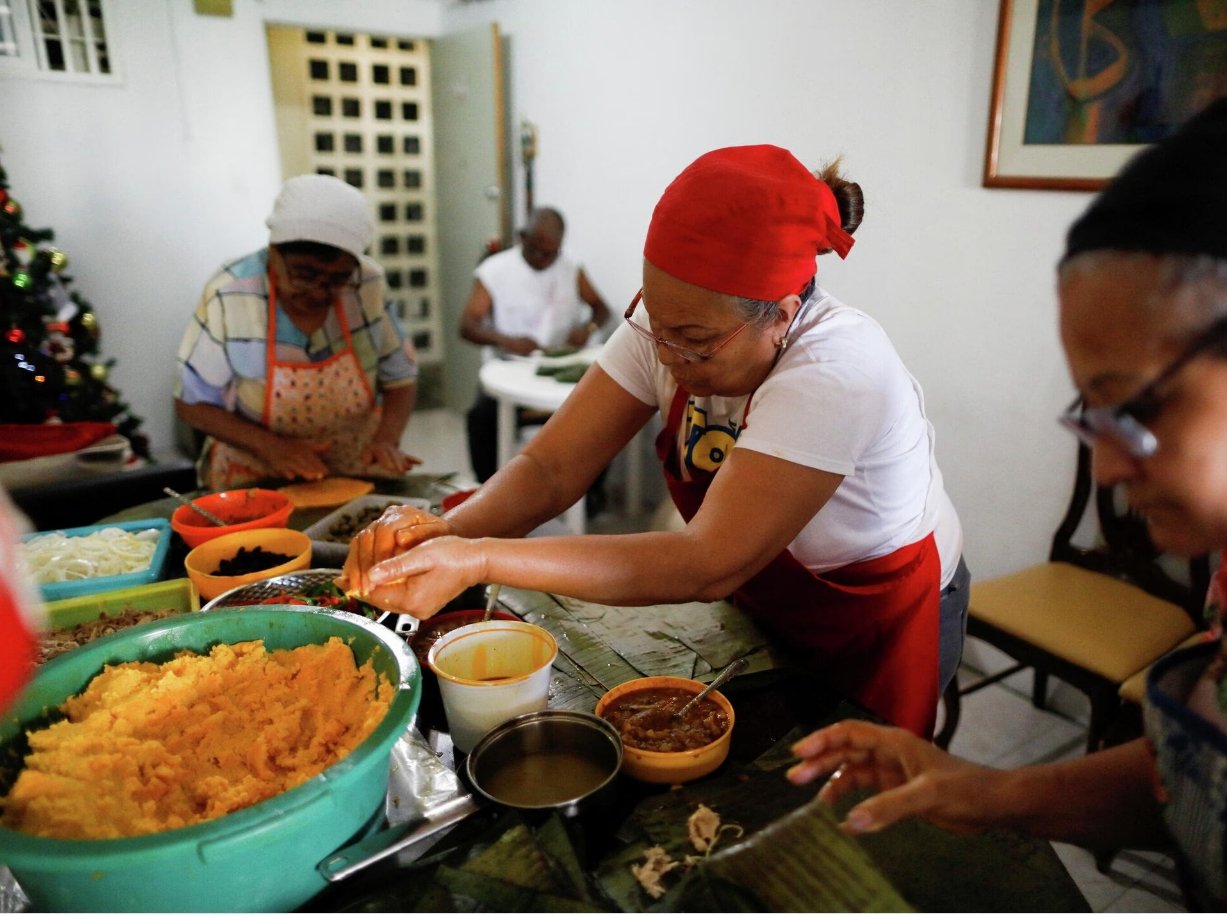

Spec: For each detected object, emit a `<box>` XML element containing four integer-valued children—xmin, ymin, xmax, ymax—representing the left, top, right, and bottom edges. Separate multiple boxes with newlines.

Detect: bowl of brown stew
<box><xmin>594</xmin><ymin>675</ymin><xmax>735</xmax><ymax>784</ymax></box>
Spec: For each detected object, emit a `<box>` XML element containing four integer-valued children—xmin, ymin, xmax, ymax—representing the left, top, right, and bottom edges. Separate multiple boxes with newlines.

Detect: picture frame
<box><xmin>983</xmin><ymin>0</ymin><xmax>1227</xmax><ymax>191</ymax></box>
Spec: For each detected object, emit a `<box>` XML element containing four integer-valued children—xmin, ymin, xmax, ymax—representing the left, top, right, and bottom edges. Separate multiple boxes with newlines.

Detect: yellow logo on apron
<box><xmin>682</xmin><ymin>402</ymin><xmax>741</xmax><ymax>473</ymax></box>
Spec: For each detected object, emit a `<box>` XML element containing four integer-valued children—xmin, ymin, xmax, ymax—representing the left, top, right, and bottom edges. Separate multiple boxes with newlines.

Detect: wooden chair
<box><xmin>936</xmin><ymin>443</ymin><xmax>1209</xmax><ymax>753</ymax></box>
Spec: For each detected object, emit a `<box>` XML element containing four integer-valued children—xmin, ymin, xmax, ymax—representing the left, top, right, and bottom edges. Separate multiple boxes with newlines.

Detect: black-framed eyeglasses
<box><xmin>283</xmin><ymin>264</ymin><xmax>361</xmax><ymax>294</ymax></box>
<box><xmin>1059</xmin><ymin>315</ymin><xmax>1227</xmax><ymax>459</ymax></box>
<box><xmin>623</xmin><ymin>289</ymin><xmax>751</xmax><ymax>363</ymax></box>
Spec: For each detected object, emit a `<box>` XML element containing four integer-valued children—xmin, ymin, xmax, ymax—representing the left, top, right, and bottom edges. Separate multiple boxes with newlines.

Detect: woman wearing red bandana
<box><xmin>343</xmin><ymin>145</ymin><xmax>968</xmax><ymax>738</ymax></box>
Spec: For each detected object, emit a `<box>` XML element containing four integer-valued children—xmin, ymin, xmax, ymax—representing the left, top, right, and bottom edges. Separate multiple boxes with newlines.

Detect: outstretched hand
<box><xmin>359</xmin><ymin>439</ymin><xmax>422</xmax><ymax>476</ymax></box>
<box><xmin>349</xmin><ymin>535</ymin><xmax>488</xmax><ymax>619</ymax></box>
<box><xmin>337</xmin><ymin>504</ymin><xmax>452</xmax><ymax>601</ymax></box>
<box><xmin>787</xmin><ymin>720</ymin><xmax>1004</xmax><ymax>836</ymax></box>
<box><xmin>259</xmin><ymin>438</ymin><xmax>331</xmax><ymax>481</ymax></box>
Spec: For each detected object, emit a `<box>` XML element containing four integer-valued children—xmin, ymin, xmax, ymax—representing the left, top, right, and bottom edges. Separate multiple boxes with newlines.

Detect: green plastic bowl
<box><xmin>0</xmin><ymin>606</ymin><xmax>420</xmax><ymax>913</ymax></box>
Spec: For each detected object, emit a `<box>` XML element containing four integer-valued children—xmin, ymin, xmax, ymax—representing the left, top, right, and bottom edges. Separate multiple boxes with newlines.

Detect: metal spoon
<box><xmin>162</xmin><ymin>487</ymin><xmax>228</xmax><ymax>526</ymax></box>
<box><xmin>482</xmin><ymin>583</ymin><xmax>502</xmax><ymax>621</ymax></box>
<box><xmin>675</xmin><ymin>657</ymin><xmax>750</xmax><ymax>719</ymax></box>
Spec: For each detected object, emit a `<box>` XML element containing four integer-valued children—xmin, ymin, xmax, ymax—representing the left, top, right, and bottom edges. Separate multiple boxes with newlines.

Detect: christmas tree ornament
<box><xmin>89</xmin><ymin>362</ymin><xmax>108</xmax><ymax>381</ymax></box>
<box><xmin>80</xmin><ymin>311</ymin><xmax>97</xmax><ymax>330</ymax></box>
<box><xmin>5</xmin><ymin>328</ymin><xmax>24</xmax><ymax>345</ymax></box>
<box><xmin>46</xmin><ymin>248</ymin><xmax>68</xmax><ymax>272</ymax></box>
<box><xmin>42</xmin><ymin>323</ymin><xmax>74</xmax><ymax>363</ymax></box>
<box><xmin>63</xmin><ymin>368</ymin><xmax>81</xmax><ymax>386</ymax></box>
<box><xmin>12</xmin><ymin>271</ymin><xmax>31</xmax><ymax>289</ymax></box>
<box><xmin>11</xmin><ymin>240</ymin><xmax>34</xmax><ymax>266</ymax></box>
<box><xmin>3</xmin><ymin>198</ymin><xmax>21</xmax><ymax>218</ymax></box>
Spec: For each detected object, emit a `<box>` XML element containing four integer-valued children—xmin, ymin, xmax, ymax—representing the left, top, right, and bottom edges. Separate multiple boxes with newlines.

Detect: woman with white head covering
<box><xmin>174</xmin><ymin>174</ymin><xmax>420</xmax><ymax>488</ymax></box>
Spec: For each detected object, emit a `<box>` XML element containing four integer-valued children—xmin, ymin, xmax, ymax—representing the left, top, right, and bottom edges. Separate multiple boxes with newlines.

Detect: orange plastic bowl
<box><xmin>171</xmin><ymin>488</ymin><xmax>294</xmax><ymax>548</ymax></box>
<box><xmin>594</xmin><ymin>675</ymin><xmax>735</xmax><ymax>784</ymax></box>
<box><xmin>184</xmin><ymin>528</ymin><xmax>312</xmax><ymax>601</ymax></box>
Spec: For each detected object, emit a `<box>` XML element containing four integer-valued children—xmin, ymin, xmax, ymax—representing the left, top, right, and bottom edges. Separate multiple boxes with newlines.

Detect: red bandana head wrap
<box><xmin>643</xmin><ymin>144</ymin><xmax>855</xmax><ymax>301</ymax></box>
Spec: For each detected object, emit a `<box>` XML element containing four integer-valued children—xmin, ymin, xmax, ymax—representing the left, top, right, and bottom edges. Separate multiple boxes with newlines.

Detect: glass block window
<box><xmin>268</xmin><ymin>26</ymin><xmax>442</xmax><ymax>364</ymax></box>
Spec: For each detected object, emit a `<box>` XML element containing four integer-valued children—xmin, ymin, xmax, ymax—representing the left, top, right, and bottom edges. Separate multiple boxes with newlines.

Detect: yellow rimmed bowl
<box><xmin>594</xmin><ymin>675</ymin><xmax>735</xmax><ymax>784</ymax></box>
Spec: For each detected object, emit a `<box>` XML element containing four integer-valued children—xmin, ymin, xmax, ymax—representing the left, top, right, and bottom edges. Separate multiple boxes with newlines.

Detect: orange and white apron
<box><xmin>202</xmin><ymin>279</ymin><xmax>382</xmax><ymax>490</ymax></box>
<box><xmin>657</xmin><ymin>387</ymin><xmax>942</xmax><ymax>737</ymax></box>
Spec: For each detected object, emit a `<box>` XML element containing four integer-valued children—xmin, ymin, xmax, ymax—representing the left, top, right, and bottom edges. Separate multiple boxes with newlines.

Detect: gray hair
<box><xmin>725</xmin><ymin>277</ymin><xmax>818</xmax><ymax>328</ymax></box>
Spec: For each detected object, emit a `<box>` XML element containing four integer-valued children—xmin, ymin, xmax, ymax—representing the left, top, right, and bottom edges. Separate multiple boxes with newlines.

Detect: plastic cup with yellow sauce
<box><xmin>426</xmin><ymin>619</ymin><xmax>557</xmax><ymax>753</ymax></box>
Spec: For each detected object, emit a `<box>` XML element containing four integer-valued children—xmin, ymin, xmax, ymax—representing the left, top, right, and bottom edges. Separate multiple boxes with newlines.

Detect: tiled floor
<box><xmin>946</xmin><ymin>667</ymin><xmax>1186</xmax><ymax>912</ymax></box>
<box><xmin>404</xmin><ymin>408</ymin><xmax>1187</xmax><ymax>912</ymax></box>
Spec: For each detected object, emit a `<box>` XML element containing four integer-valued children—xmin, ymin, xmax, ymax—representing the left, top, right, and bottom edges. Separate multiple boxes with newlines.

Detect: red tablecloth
<box><xmin>0</xmin><ymin>422</ymin><xmax>117</xmax><ymax>462</ymax></box>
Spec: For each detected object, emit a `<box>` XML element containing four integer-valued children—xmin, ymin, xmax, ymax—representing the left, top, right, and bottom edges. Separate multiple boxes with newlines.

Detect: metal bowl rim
<box><xmin>464</xmin><ymin>709</ymin><xmax>624</xmax><ymax>810</ymax></box>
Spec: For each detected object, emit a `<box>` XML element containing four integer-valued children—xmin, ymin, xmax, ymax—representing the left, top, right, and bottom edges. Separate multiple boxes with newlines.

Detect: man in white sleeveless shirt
<box><xmin>459</xmin><ymin>208</ymin><xmax>611</xmax><ymax>492</ymax></box>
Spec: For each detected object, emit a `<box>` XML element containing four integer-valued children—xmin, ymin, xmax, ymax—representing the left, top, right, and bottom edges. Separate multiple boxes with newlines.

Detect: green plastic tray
<box><xmin>44</xmin><ymin>577</ymin><xmax>199</xmax><ymax>631</ymax></box>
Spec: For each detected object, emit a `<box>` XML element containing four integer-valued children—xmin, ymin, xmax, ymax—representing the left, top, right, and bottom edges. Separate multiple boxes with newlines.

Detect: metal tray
<box><xmin>302</xmin><ymin>494</ymin><xmax>434</xmax><ymax>567</ymax></box>
<box><xmin>200</xmin><ymin>568</ymin><xmax>416</xmax><ymax>638</ymax></box>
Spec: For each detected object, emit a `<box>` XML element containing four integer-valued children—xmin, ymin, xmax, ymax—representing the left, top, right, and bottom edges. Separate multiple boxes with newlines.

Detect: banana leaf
<box><xmin>501</xmin><ymin>589</ymin><xmax>774</xmax><ymax>691</ymax></box>
<box><xmin>551</xmin><ymin>364</ymin><xmax>589</xmax><ymax>384</ymax></box>
<box><xmin>434</xmin><ymin>867</ymin><xmax>596</xmax><ymax>912</ymax></box>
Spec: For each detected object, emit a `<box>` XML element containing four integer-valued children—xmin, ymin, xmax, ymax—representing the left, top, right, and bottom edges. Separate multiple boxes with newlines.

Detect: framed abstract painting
<box><xmin>984</xmin><ymin>0</ymin><xmax>1227</xmax><ymax>190</ymax></box>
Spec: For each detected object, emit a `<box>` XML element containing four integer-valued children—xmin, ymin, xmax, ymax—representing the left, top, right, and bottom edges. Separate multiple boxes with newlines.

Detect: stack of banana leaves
<box><xmin>535</xmin><ymin>359</ymin><xmax>590</xmax><ymax>384</ymax></box>
<box><xmin>310</xmin><ymin>589</ymin><xmax>1087</xmax><ymax>912</ymax></box>
<box><xmin>313</xmin><ymin>728</ymin><xmax>1086</xmax><ymax>913</ymax></box>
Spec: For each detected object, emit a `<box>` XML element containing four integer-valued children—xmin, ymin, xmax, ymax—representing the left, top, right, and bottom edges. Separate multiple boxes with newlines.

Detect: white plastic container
<box><xmin>427</xmin><ymin>619</ymin><xmax>557</xmax><ymax>752</ymax></box>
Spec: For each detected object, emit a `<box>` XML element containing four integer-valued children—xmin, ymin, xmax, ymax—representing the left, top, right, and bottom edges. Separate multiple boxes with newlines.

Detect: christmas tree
<box><xmin>0</xmin><ymin>162</ymin><xmax>149</xmax><ymax>459</ymax></box>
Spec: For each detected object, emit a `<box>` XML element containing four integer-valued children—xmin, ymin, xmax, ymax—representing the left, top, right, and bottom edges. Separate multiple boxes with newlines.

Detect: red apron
<box><xmin>202</xmin><ymin>278</ymin><xmax>382</xmax><ymax>490</ymax></box>
<box><xmin>657</xmin><ymin>387</ymin><xmax>941</xmax><ymax>737</ymax></box>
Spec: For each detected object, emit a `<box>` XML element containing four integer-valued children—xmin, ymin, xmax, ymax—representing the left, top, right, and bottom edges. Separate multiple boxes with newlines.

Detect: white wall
<box><xmin>0</xmin><ymin>0</ymin><xmax>443</xmax><ymax>448</ymax></box>
<box><xmin>0</xmin><ymin>0</ymin><xmax>1099</xmax><ymax>582</ymax></box>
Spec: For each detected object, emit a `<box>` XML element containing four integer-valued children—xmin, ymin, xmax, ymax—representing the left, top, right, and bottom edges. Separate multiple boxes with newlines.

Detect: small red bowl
<box><xmin>409</xmin><ymin>608</ymin><xmax>519</xmax><ymax>669</ymax></box>
<box><xmin>409</xmin><ymin>607</ymin><xmax>520</xmax><ymax>732</ymax></box>
<box><xmin>171</xmin><ymin>488</ymin><xmax>294</xmax><ymax>549</ymax></box>
<box><xmin>441</xmin><ymin>489</ymin><xmax>477</xmax><ymax>512</ymax></box>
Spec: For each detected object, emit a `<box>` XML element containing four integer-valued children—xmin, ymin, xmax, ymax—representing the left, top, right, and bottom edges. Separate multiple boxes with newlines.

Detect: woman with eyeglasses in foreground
<box><xmin>789</xmin><ymin>99</ymin><xmax>1227</xmax><ymax>908</ymax></box>
<box><xmin>342</xmin><ymin>145</ymin><xmax>968</xmax><ymax>739</ymax></box>
<box><xmin>174</xmin><ymin>174</ymin><xmax>420</xmax><ymax>489</ymax></box>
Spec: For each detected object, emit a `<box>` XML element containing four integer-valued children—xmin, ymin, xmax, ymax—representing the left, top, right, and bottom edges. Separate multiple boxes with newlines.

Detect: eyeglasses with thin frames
<box><xmin>623</xmin><ymin>289</ymin><xmax>751</xmax><ymax>363</ymax></box>
<box><xmin>1059</xmin><ymin>314</ymin><xmax>1227</xmax><ymax>459</ymax></box>
<box><xmin>283</xmin><ymin>264</ymin><xmax>361</xmax><ymax>294</ymax></box>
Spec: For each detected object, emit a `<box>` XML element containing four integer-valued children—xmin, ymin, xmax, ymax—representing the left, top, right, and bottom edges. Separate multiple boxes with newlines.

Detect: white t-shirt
<box><xmin>598</xmin><ymin>287</ymin><xmax>963</xmax><ymax>586</ymax></box>
<box><xmin>474</xmin><ymin>246</ymin><xmax>588</xmax><ymax>361</ymax></box>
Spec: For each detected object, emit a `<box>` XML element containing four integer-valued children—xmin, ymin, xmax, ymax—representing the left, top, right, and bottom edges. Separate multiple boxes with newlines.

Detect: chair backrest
<box><xmin>1049</xmin><ymin>443</ymin><xmax>1211</xmax><ymax>625</ymax></box>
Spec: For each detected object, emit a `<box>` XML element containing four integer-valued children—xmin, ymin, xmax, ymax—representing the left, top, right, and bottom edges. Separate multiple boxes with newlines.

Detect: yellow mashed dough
<box><xmin>0</xmin><ymin>637</ymin><xmax>393</xmax><ymax>840</ymax></box>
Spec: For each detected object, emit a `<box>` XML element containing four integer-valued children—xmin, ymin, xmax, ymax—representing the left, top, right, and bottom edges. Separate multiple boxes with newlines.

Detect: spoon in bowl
<box><xmin>162</xmin><ymin>487</ymin><xmax>228</xmax><ymax>526</ymax></box>
<box><xmin>674</xmin><ymin>657</ymin><xmax>750</xmax><ymax>720</ymax></box>
<box><xmin>482</xmin><ymin>583</ymin><xmax>502</xmax><ymax>622</ymax></box>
